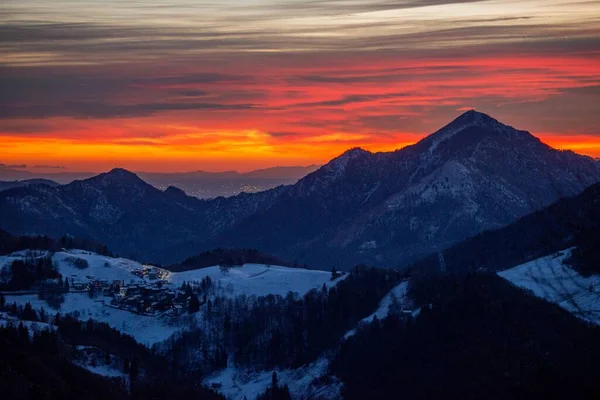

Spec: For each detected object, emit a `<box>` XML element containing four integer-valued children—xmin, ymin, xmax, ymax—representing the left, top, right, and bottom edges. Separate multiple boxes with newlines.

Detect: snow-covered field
<box><xmin>54</xmin><ymin>250</ymin><xmax>147</xmax><ymax>283</ymax></box>
<box><xmin>166</xmin><ymin>263</ymin><xmax>343</xmax><ymax>297</ymax></box>
<box><xmin>3</xmin><ymin>292</ymin><xmax>182</xmax><ymax>345</ymax></box>
<box><xmin>498</xmin><ymin>249</ymin><xmax>600</xmax><ymax>326</ymax></box>
<box><xmin>204</xmin><ymin>357</ymin><xmax>341</xmax><ymax>400</ymax></box>
<box><xmin>2</xmin><ymin>249</ymin><xmax>345</xmax><ymax>345</ymax></box>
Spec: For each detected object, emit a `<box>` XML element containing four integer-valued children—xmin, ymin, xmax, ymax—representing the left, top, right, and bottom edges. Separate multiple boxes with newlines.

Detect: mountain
<box><xmin>0</xmin><ymin>178</ymin><xmax>60</xmax><ymax>192</ymax></box>
<box><xmin>1</xmin><ymin>111</ymin><xmax>599</xmax><ymax>267</ymax></box>
<box><xmin>406</xmin><ymin>179</ymin><xmax>600</xmax><ymax>276</ymax></box>
<box><xmin>213</xmin><ymin>110</ymin><xmax>600</xmax><ymax>268</ymax></box>
<box><xmin>0</xmin><ymin>168</ymin><xmax>285</xmax><ymax>263</ymax></box>
<box><xmin>138</xmin><ymin>165</ymin><xmax>320</xmax><ymax>198</ymax></box>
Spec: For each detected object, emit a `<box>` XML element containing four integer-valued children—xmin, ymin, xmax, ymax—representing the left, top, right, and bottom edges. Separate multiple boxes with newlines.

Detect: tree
<box><xmin>22</xmin><ymin>302</ymin><xmax>37</xmax><ymax>321</ymax></box>
<box><xmin>331</xmin><ymin>267</ymin><xmax>340</xmax><ymax>280</ymax></box>
<box><xmin>272</xmin><ymin>371</ymin><xmax>278</xmax><ymax>389</ymax></box>
<box><xmin>219</xmin><ymin>264</ymin><xmax>231</xmax><ymax>274</ymax></box>
<box><xmin>17</xmin><ymin>322</ymin><xmax>29</xmax><ymax>345</ymax></box>
<box><xmin>0</xmin><ymin>293</ymin><xmax>5</xmax><ymax>309</ymax></box>
<box><xmin>64</xmin><ymin>277</ymin><xmax>70</xmax><ymax>292</ymax></box>
<box><xmin>189</xmin><ymin>294</ymin><xmax>200</xmax><ymax>314</ymax></box>
<box><xmin>39</xmin><ymin>307</ymin><xmax>47</xmax><ymax>323</ymax></box>
<box><xmin>129</xmin><ymin>358</ymin><xmax>139</xmax><ymax>384</ymax></box>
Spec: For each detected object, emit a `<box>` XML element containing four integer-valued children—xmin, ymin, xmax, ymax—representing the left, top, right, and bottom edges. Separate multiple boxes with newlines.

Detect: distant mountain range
<box><xmin>0</xmin><ymin>165</ymin><xmax>320</xmax><ymax>198</ymax></box>
<box><xmin>1</xmin><ymin>110</ymin><xmax>599</xmax><ymax>268</ymax></box>
<box><xmin>0</xmin><ymin>178</ymin><xmax>60</xmax><ymax>192</ymax></box>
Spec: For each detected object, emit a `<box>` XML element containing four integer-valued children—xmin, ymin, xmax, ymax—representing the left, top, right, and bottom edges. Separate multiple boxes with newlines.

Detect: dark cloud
<box><xmin>0</xmin><ymin>101</ymin><xmax>258</xmax><ymax>119</ymax></box>
<box><xmin>292</xmin><ymin>93</ymin><xmax>411</xmax><ymax>108</ymax></box>
<box><xmin>266</xmin><ymin>131</ymin><xmax>298</xmax><ymax>138</ymax></box>
<box><xmin>175</xmin><ymin>89</ymin><xmax>209</xmax><ymax>97</ymax></box>
<box><xmin>0</xmin><ymin>163</ymin><xmax>27</xmax><ymax>169</ymax></box>
<box><xmin>32</xmin><ymin>165</ymin><xmax>66</xmax><ymax>169</ymax></box>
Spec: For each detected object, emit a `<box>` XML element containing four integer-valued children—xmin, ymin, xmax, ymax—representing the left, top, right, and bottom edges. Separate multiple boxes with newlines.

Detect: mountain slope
<box><xmin>1</xmin><ymin>111</ymin><xmax>599</xmax><ymax>267</ymax></box>
<box><xmin>214</xmin><ymin>111</ymin><xmax>600</xmax><ymax>268</ymax></box>
<box><xmin>409</xmin><ymin>181</ymin><xmax>600</xmax><ymax>275</ymax></box>
<box><xmin>0</xmin><ymin>178</ymin><xmax>60</xmax><ymax>192</ymax></box>
<box><xmin>0</xmin><ymin>168</ymin><xmax>285</xmax><ymax>263</ymax></box>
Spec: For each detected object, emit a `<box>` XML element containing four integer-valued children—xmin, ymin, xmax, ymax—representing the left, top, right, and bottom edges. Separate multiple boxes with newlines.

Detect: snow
<box><xmin>3</xmin><ymin>292</ymin><xmax>181</xmax><ymax>345</ymax></box>
<box><xmin>0</xmin><ymin>311</ymin><xmax>57</xmax><ymax>336</ymax></box>
<box><xmin>166</xmin><ymin>263</ymin><xmax>344</xmax><ymax>298</ymax></box>
<box><xmin>203</xmin><ymin>357</ymin><xmax>340</xmax><ymax>400</ymax></box>
<box><xmin>2</xmin><ymin>250</ymin><xmax>345</xmax><ymax>345</ymax></box>
<box><xmin>53</xmin><ymin>250</ymin><xmax>147</xmax><ymax>284</ymax></box>
<box><xmin>205</xmin><ymin>279</ymin><xmax>416</xmax><ymax>399</ymax></box>
<box><xmin>77</xmin><ymin>363</ymin><xmax>128</xmax><ymax>379</ymax></box>
<box><xmin>344</xmin><ymin>280</ymin><xmax>412</xmax><ymax>339</ymax></box>
<box><xmin>74</xmin><ymin>345</ymin><xmax>128</xmax><ymax>379</ymax></box>
<box><xmin>498</xmin><ymin>249</ymin><xmax>600</xmax><ymax>326</ymax></box>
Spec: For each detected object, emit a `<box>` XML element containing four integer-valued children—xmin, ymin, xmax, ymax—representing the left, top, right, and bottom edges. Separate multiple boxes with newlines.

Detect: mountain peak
<box><xmin>421</xmin><ymin>110</ymin><xmax>534</xmax><ymax>154</ymax></box>
<box><xmin>87</xmin><ymin>168</ymin><xmax>149</xmax><ymax>189</ymax></box>
<box><xmin>341</xmin><ymin>147</ymin><xmax>369</xmax><ymax>157</ymax></box>
<box><xmin>106</xmin><ymin>168</ymin><xmax>137</xmax><ymax>177</ymax></box>
<box><xmin>164</xmin><ymin>185</ymin><xmax>187</xmax><ymax>196</ymax></box>
<box><xmin>451</xmin><ymin>109</ymin><xmax>499</xmax><ymax>127</ymax></box>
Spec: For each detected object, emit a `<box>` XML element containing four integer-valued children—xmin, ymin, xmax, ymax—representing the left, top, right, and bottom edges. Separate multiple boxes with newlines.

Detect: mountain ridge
<box><xmin>1</xmin><ymin>110</ymin><xmax>599</xmax><ymax>267</ymax></box>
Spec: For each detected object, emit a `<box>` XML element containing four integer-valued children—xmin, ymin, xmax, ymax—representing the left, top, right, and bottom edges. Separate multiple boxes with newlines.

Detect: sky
<box><xmin>1</xmin><ymin>0</ymin><xmax>599</xmax><ymax>173</ymax></box>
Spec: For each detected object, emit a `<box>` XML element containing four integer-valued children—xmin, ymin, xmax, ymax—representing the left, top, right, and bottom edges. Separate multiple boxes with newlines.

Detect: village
<box><xmin>68</xmin><ymin>266</ymin><xmax>198</xmax><ymax>316</ymax></box>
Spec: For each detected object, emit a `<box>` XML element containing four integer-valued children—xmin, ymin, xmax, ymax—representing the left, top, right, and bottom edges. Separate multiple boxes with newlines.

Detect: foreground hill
<box><xmin>499</xmin><ymin>249</ymin><xmax>600</xmax><ymax>326</ymax></box>
<box><xmin>332</xmin><ymin>273</ymin><xmax>600</xmax><ymax>399</ymax></box>
<box><xmin>1</xmin><ymin>249</ymin><xmax>343</xmax><ymax>344</ymax></box>
<box><xmin>1</xmin><ymin>111</ymin><xmax>599</xmax><ymax>267</ymax></box>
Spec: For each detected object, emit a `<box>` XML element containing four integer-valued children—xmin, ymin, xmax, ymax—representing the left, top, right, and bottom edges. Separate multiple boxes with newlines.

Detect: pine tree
<box><xmin>129</xmin><ymin>358</ymin><xmax>139</xmax><ymax>385</ymax></box>
<box><xmin>39</xmin><ymin>307</ymin><xmax>47</xmax><ymax>323</ymax></box>
<box><xmin>189</xmin><ymin>293</ymin><xmax>200</xmax><ymax>314</ymax></box>
<box><xmin>65</xmin><ymin>277</ymin><xmax>70</xmax><ymax>292</ymax></box>
<box><xmin>272</xmin><ymin>371</ymin><xmax>278</xmax><ymax>389</ymax></box>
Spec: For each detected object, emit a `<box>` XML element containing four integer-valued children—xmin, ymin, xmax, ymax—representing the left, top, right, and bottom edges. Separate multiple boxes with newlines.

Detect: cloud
<box><xmin>0</xmin><ymin>163</ymin><xmax>27</xmax><ymax>170</ymax></box>
<box><xmin>0</xmin><ymin>101</ymin><xmax>258</xmax><ymax>119</ymax></box>
<box><xmin>32</xmin><ymin>165</ymin><xmax>66</xmax><ymax>169</ymax></box>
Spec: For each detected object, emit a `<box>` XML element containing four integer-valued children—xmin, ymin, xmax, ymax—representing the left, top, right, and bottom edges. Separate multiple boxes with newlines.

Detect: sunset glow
<box><xmin>1</xmin><ymin>0</ymin><xmax>599</xmax><ymax>172</ymax></box>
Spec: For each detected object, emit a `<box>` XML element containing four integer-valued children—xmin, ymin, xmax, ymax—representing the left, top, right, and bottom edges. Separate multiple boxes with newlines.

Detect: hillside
<box><xmin>409</xmin><ymin>181</ymin><xmax>600</xmax><ymax>274</ymax></box>
<box><xmin>332</xmin><ymin>273</ymin><xmax>600</xmax><ymax>399</ymax></box>
<box><xmin>1</xmin><ymin>249</ymin><xmax>344</xmax><ymax>345</ymax></box>
<box><xmin>499</xmin><ymin>249</ymin><xmax>600</xmax><ymax>326</ymax></box>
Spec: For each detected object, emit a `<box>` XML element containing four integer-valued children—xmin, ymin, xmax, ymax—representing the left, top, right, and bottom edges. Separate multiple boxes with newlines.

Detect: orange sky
<box><xmin>1</xmin><ymin>0</ymin><xmax>599</xmax><ymax>172</ymax></box>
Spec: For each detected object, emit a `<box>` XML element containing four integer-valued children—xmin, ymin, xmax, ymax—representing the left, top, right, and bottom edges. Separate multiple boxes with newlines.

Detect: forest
<box><xmin>159</xmin><ymin>265</ymin><xmax>405</xmax><ymax>377</ymax></box>
<box><xmin>332</xmin><ymin>273</ymin><xmax>600</xmax><ymax>399</ymax></box>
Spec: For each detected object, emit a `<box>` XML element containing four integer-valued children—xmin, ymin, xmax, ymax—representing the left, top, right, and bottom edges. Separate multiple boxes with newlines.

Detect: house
<box><xmin>172</xmin><ymin>304</ymin><xmax>184</xmax><ymax>316</ymax></box>
<box><xmin>72</xmin><ymin>282</ymin><xmax>87</xmax><ymax>291</ymax></box>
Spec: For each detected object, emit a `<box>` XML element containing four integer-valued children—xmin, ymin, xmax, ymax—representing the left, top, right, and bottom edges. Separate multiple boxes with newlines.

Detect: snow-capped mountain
<box><xmin>214</xmin><ymin>110</ymin><xmax>600</xmax><ymax>268</ymax></box>
<box><xmin>1</xmin><ymin>110</ymin><xmax>599</xmax><ymax>267</ymax></box>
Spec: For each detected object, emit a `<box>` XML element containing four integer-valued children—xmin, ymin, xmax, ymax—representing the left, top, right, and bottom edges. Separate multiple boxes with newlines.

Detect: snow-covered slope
<box><xmin>204</xmin><ymin>358</ymin><xmax>340</xmax><ymax>400</ymax></box>
<box><xmin>343</xmin><ymin>280</ymin><xmax>416</xmax><ymax>339</ymax></box>
<box><xmin>498</xmin><ymin>249</ymin><xmax>600</xmax><ymax>325</ymax></box>
<box><xmin>166</xmin><ymin>263</ymin><xmax>342</xmax><ymax>297</ymax></box>
<box><xmin>54</xmin><ymin>250</ymin><xmax>147</xmax><ymax>283</ymax></box>
<box><xmin>4</xmin><ymin>292</ymin><xmax>180</xmax><ymax>345</ymax></box>
<box><xmin>3</xmin><ymin>250</ymin><xmax>345</xmax><ymax>345</ymax></box>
